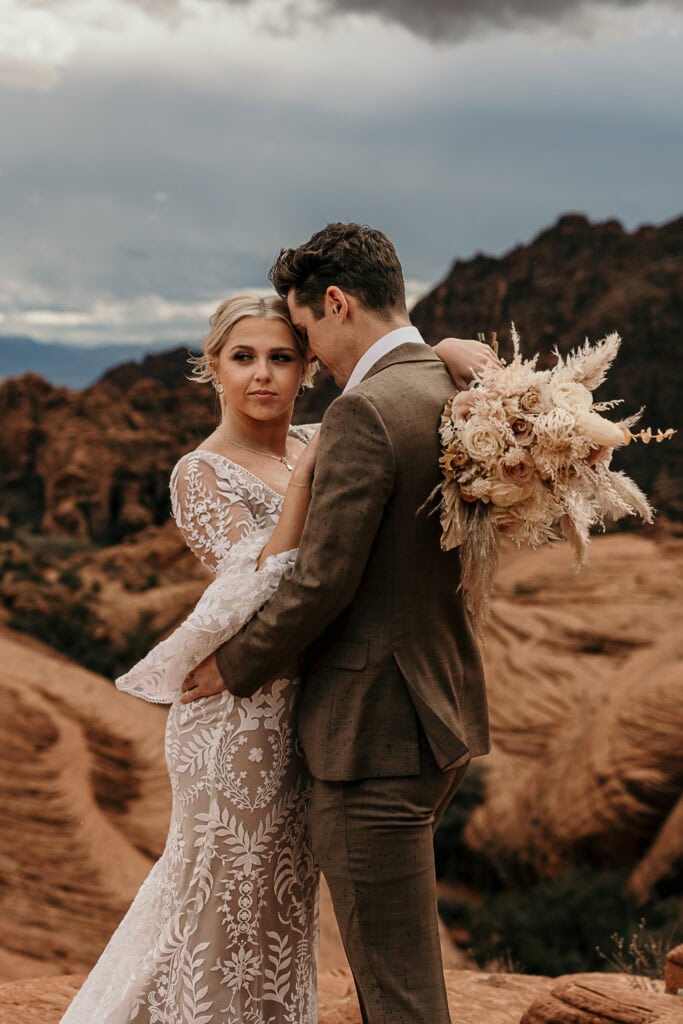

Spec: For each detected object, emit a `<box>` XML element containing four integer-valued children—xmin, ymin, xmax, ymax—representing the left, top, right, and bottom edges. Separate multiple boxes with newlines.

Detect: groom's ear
<box><xmin>326</xmin><ymin>285</ymin><xmax>349</xmax><ymax>323</ymax></box>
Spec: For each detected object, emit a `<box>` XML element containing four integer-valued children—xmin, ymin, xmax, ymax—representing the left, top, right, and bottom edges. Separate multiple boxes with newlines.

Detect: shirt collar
<box><xmin>342</xmin><ymin>325</ymin><xmax>425</xmax><ymax>394</ymax></box>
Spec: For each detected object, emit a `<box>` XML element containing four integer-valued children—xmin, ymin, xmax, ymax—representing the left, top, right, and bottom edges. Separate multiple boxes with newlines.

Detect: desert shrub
<box><xmin>439</xmin><ymin>867</ymin><xmax>680</xmax><ymax>976</ymax></box>
<box><xmin>598</xmin><ymin>916</ymin><xmax>679</xmax><ymax>985</ymax></box>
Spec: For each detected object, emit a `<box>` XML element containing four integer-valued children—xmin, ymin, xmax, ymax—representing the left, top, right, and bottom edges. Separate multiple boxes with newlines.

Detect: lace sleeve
<box><xmin>169</xmin><ymin>452</ymin><xmax>255</xmax><ymax>574</ymax></box>
<box><xmin>115</xmin><ymin>452</ymin><xmax>297</xmax><ymax>704</ymax></box>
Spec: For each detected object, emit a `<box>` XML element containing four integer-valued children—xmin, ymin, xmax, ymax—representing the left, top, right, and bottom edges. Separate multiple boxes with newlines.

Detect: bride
<box><xmin>61</xmin><ymin>294</ymin><xmax>322</xmax><ymax>1024</ymax></box>
<box><xmin>59</xmin><ymin>292</ymin><xmax>489</xmax><ymax>1024</ymax></box>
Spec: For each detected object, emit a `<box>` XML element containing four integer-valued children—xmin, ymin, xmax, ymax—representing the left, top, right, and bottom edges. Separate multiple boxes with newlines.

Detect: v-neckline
<box><xmin>192</xmin><ymin>449</ymin><xmax>286</xmax><ymax>499</ymax></box>
<box><xmin>193</xmin><ymin>426</ymin><xmax>310</xmax><ymax>500</ymax></box>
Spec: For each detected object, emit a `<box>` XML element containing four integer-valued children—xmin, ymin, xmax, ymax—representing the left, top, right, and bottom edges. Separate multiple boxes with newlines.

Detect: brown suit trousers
<box><xmin>310</xmin><ymin>735</ymin><xmax>468</xmax><ymax>1023</ymax></box>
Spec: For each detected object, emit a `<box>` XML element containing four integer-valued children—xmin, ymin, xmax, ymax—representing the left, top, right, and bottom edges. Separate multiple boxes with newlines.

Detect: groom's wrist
<box><xmin>215</xmin><ymin>641</ymin><xmax>259</xmax><ymax>698</ymax></box>
<box><xmin>215</xmin><ymin>641</ymin><xmax>233</xmax><ymax>687</ymax></box>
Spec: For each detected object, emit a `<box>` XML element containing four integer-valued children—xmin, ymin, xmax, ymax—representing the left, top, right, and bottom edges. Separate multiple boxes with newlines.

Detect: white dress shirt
<box><xmin>342</xmin><ymin>325</ymin><xmax>426</xmax><ymax>394</ymax></box>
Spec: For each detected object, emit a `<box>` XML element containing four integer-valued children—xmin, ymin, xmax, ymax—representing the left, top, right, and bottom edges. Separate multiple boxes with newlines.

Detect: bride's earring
<box><xmin>213</xmin><ymin>378</ymin><xmax>224</xmax><ymax>395</ymax></box>
<box><xmin>297</xmin><ymin>384</ymin><xmax>305</xmax><ymax>397</ymax></box>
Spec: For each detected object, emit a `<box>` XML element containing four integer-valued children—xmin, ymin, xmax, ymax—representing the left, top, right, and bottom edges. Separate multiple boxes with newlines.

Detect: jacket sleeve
<box><xmin>215</xmin><ymin>389</ymin><xmax>396</xmax><ymax>696</ymax></box>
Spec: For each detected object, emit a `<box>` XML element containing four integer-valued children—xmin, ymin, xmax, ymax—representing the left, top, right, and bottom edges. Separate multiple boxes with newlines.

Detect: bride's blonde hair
<box><xmin>188</xmin><ymin>293</ymin><xmax>317</xmax><ymax>393</ymax></box>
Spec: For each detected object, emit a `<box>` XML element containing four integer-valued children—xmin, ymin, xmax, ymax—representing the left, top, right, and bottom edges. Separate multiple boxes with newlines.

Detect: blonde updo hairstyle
<box><xmin>188</xmin><ymin>294</ymin><xmax>317</xmax><ymax>407</ymax></box>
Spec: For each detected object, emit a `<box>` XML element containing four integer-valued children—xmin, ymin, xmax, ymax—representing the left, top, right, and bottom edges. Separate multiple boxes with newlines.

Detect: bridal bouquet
<box><xmin>433</xmin><ymin>327</ymin><xmax>675</xmax><ymax>627</ymax></box>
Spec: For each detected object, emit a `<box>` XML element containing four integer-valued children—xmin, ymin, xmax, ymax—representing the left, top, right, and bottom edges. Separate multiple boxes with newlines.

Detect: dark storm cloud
<box><xmin>29</xmin><ymin>0</ymin><xmax>678</xmax><ymax>39</ymax></box>
<box><xmin>217</xmin><ymin>0</ymin><xmax>679</xmax><ymax>40</ymax></box>
<box><xmin>320</xmin><ymin>0</ymin><xmax>674</xmax><ymax>39</ymax></box>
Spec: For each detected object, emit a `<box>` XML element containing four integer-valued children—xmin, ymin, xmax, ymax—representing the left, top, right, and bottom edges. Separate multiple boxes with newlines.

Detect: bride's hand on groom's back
<box><xmin>433</xmin><ymin>337</ymin><xmax>500</xmax><ymax>390</ymax></box>
<box><xmin>290</xmin><ymin>428</ymin><xmax>320</xmax><ymax>489</ymax></box>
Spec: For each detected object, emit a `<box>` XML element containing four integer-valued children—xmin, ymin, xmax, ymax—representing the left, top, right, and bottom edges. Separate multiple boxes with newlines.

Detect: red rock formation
<box><xmin>2</xmin><ymin>213</ymin><xmax>680</xmax><ymax>680</ymax></box>
<box><xmin>467</xmin><ymin>533</ymin><xmax>683</xmax><ymax>896</ymax></box>
<box><xmin>521</xmin><ymin>973</ymin><xmax>683</xmax><ymax>1023</ymax></box>
<box><xmin>0</xmin><ymin>516</ymin><xmax>209</xmax><ymax>679</ymax></box>
<box><xmin>665</xmin><ymin>945</ymin><xmax>683</xmax><ymax>996</ymax></box>
<box><xmin>0</xmin><ymin>627</ymin><xmax>170</xmax><ymax>978</ymax></box>
<box><xmin>0</xmin><ymin>975</ymin><xmax>84</xmax><ymax>1024</ymax></box>
<box><xmin>0</xmin><ymin>351</ymin><xmax>337</xmax><ymax>545</ymax></box>
<box><xmin>0</xmin><ymin>361</ymin><xmax>213</xmax><ymax>543</ymax></box>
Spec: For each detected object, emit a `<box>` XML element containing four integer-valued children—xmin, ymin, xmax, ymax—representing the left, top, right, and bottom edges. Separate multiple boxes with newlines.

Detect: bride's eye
<box><xmin>231</xmin><ymin>352</ymin><xmax>252</xmax><ymax>361</ymax></box>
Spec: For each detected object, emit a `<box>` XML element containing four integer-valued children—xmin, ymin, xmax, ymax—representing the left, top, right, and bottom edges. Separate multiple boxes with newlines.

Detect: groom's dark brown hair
<box><xmin>269</xmin><ymin>222</ymin><xmax>407</xmax><ymax>320</ymax></box>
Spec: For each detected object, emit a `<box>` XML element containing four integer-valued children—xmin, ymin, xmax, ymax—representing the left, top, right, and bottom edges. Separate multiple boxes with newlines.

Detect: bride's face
<box><xmin>215</xmin><ymin>317</ymin><xmax>304</xmax><ymax>421</ymax></box>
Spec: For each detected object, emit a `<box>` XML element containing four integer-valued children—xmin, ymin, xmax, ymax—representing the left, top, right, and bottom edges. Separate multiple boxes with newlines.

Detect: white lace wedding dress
<box><xmin>60</xmin><ymin>425</ymin><xmax>320</xmax><ymax>1024</ymax></box>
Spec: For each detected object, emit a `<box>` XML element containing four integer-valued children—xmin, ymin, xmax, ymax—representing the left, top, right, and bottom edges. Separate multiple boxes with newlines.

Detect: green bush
<box><xmin>439</xmin><ymin>867</ymin><xmax>680</xmax><ymax>976</ymax></box>
<box><xmin>434</xmin><ymin>766</ymin><xmax>681</xmax><ymax>976</ymax></box>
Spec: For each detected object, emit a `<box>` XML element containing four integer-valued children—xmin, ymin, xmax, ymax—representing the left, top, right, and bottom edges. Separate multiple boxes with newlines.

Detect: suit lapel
<box><xmin>360</xmin><ymin>343</ymin><xmax>441</xmax><ymax>384</ymax></box>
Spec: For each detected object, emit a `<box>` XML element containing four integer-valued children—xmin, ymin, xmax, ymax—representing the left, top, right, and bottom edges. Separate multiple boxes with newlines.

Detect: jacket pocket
<box><xmin>311</xmin><ymin>639</ymin><xmax>369</xmax><ymax>671</ymax></box>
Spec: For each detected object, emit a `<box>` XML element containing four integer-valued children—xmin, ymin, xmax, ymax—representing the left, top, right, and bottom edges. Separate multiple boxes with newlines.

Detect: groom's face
<box><xmin>287</xmin><ymin>290</ymin><xmax>345</xmax><ymax>384</ymax></box>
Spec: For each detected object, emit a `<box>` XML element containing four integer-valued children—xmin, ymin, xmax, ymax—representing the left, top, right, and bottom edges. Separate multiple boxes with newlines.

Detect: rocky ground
<box><xmin>4</xmin><ymin>963</ymin><xmax>683</xmax><ymax>1023</ymax></box>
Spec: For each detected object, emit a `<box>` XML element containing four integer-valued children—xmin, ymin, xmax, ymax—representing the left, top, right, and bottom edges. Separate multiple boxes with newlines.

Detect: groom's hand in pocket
<box><xmin>180</xmin><ymin>653</ymin><xmax>226</xmax><ymax>703</ymax></box>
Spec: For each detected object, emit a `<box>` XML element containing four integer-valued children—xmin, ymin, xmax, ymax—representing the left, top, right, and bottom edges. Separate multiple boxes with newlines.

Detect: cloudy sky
<box><xmin>1</xmin><ymin>0</ymin><xmax>682</xmax><ymax>346</ymax></box>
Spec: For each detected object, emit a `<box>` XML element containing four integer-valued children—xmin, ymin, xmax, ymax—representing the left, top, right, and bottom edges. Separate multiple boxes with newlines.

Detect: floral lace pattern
<box><xmin>61</xmin><ymin>426</ymin><xmax>320</xmax><ymax>1024</ymax></box>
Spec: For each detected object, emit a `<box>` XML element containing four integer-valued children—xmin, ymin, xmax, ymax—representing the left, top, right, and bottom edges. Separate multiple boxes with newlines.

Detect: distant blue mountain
<box><xmin>0</xmin><ymin>335</ymin><xmax>180</xmax><ymax>389</ymax></box>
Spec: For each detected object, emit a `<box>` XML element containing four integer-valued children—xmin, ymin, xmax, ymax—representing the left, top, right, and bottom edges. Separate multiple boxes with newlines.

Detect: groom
<box><xmin>183</xmin><ymin>223</ymin><xmax>491</xmax><ymax>1023</ymax></box>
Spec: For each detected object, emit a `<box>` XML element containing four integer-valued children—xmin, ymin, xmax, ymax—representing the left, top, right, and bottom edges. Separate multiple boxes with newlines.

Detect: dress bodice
<box><xmin>169</xmin><ymin>424</ymin><xmax>317</xmax><ymax>575</ymax></box>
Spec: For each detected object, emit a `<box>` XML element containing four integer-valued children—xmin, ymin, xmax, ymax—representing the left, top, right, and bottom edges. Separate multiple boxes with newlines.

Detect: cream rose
<box><xmin>459</xmin><ymin>415</ymin><xmax>505</xmax><ymax>462</ymax></box>
<box><xmin>519</xmin><ymin>387</ymin><xmax>542</xmax><ymax>414</ymax></box>
<box><xmin>450</xmin><ymin>390</ymin><xmax>479</xmax><ymax>424</ymax></box>
<box><xmin>542</xmin><ymin>380</ymin><xmax>592</xmax><ymax>415</ymax></box>
<box><xmin>459</xmin><ymin>484</ymin><xmax>481</xmax><ymax>503</ymax></box>
<box><xmin>499</xmin><ymin>450</ymin><xmax>534</xmax><ymax>485</ymax></box>
<box><xmin>487</xmin><ymin>478</ymin><xmax>534</xmax><ymax>507</ymax></box>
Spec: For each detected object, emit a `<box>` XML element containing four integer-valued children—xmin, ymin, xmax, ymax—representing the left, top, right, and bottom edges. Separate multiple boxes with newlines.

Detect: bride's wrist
<box><xmin>289</xmin><ymin>462</ymin><xmax>315</xmax><ymax>489</ymax></box>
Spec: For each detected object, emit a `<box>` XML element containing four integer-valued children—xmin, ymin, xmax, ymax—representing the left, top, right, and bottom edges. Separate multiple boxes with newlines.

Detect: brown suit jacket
<box><xmin>216</xmin><ymin>343</ymin><xmax>490</xmax><ymax>780</ymax></box>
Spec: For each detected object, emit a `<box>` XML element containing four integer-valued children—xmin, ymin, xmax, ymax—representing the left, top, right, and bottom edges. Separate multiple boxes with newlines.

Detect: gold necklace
<box><xmin>221</xmin><ymin>432</ymin><xmax>294</xmax><ymax>472</ymax></box>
